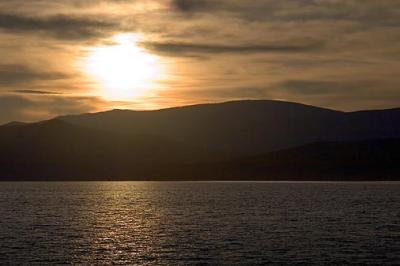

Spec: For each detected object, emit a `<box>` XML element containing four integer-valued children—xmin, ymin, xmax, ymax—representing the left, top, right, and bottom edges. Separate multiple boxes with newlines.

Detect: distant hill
<box><xmin>0</xmin><ymin>119</ymin><xmax>206</xmax><ymax>180</ymax></box>
<box><xmin>0</xmin><ymin>100</ymin><xmax>399</xmax><ymax>180</ymax></box>
<box><xmin>202</xmin><ymin>138</ymin><xmax>400</xmax><ymax>181</ymax></box>
<box><xmin>60</xmin><ymin>100</ymin><xmax>400</xmax><ymax>157</ymax></box>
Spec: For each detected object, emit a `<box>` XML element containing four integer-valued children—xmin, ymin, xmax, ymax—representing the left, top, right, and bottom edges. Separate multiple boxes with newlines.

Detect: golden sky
<box><xmin>0</xmin><ymin>0</ymin><xmax>399</xmax><ymax>123</ymax></box>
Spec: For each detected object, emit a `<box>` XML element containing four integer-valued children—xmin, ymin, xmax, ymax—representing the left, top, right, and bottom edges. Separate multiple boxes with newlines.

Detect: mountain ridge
<box><xmin>1</xmin><ymin>100</ymin><xmax>399</xmax><ymax>180</ymax></box>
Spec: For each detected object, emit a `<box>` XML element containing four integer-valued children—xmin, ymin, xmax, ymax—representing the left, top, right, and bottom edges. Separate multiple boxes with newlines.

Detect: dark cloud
<box><xmin>0</xmin><ymin>64</ymin><xmax>69</xmax><ymax>86</ymax></box>
<box><xmin>142</xmin><ymin>40</ymin><xmax>324</xmax><ymax>56</ymax></box>
<box><xmin>12</xmin><ymin>89</ymin><xmax>64</xmax><ymax>95</ymax></box>
<box><xmin>0</xmin><ymin>13</ymin><xmax>117</xmax><ymax>40</ymax></box>
<box><xmin>168</xmin><ymin>0</ymin><xmax>400</xmax><ymax>27</ymax></box>
<box><xmin>171</xmin><ymin>0</ymin><xmax>214</xmax><ymax>13</ymax></box>
<box><xmin>274</xmin><ymin>0</ymin><xmax>400</xmax><ymax>26</ymax></box>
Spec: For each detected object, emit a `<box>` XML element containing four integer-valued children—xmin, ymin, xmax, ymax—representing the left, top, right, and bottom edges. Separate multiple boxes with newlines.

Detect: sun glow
<box><xmin>85</xmin><ymin>34</ymin><xmax>161</xmax><ymax>101</ymax></box>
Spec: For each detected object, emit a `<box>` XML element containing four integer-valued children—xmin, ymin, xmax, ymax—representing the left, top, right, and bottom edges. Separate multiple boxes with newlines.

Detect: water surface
<box><xmin>0</xmin><ymin>182</ymin><xmax>399</xmax><ymax>265</ymax></box>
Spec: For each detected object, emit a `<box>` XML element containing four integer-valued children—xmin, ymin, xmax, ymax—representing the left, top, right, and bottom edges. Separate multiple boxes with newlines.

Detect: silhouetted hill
<box><xmin>0</xmin><ymin>119</ymin><xmax>206</xmax><ymax>180</ymax></box>
<box><xmin>334</xmin><ymin>108</ymin><xmax>400</xmax><ymax>140</ymax></box>
<box><xmin>203</xmin><ymin>138</ymin><xmax>400</xmax><ymax>181</ymax></box>
<box><xmin>61</xmin><ymin>100</ymin><xmax>344</xmax><ymax>157</ymax></box>
<box><xmin>0</xmin><ymin>100</ymin><xmax>400</xmax><ymax>180</ymax></box>
<box><xmin>60</xmin><ymin>100</ymin><xmax>400</xmax><ymax>157</ymax></box>
<box><xmin>2</xmin><ymin>121</ymin><xmax>27</xmax><ymax>127</ymax></box>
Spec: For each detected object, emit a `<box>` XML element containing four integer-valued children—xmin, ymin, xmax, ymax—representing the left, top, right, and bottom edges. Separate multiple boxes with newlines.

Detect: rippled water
<box><xmin>0</xmin><ymin>182</ymin><xmax>399</xmax><ymax>265</ymax></box>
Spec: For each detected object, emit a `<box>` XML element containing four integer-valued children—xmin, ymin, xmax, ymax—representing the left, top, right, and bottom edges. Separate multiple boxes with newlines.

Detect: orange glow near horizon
<box><xmin>84</xmin><ymin>33</ymin><xmax>162</xmax><ymax>101</ymax></box>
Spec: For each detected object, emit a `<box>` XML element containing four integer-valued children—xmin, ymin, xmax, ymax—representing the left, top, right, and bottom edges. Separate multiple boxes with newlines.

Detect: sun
<box><xmin>85</xmin><ymin>33</ymin><xmax>161</xmax><ymax>101</ymax></box>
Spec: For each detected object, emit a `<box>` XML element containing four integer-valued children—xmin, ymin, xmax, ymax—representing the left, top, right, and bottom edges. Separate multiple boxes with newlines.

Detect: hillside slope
<box><xmin>1</xmin><ymin>100</ymin><xmax>399</xmax><ymax>180</ymax></box>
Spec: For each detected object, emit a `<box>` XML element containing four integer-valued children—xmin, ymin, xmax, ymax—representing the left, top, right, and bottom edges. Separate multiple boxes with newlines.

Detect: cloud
<box><xmin>0</xmin><ymin>94</ymin><xmax>106</xmax><ymax>125</ymax></box>
<box><xmin>0</xmin><ymin>95</ymin><xmax>42</xmax><ymax>124</ymax></box>
<box><xmin>12</xmin><ymin>89</ymin><xmax>64</xmax><ymax>95</ymax></box>
<box><xmin>0</xmin><ymin>64</ymin><xmax>69</xmax><ymax>86</ymax></box>
<box><xmin>278</xmin><ymin>79</ymin><xmax>395</xmax><ymax>96</ymax></box>
<box><xmin>168</xmin><ymin>0</ymin><xmax>400</xmax><ymax>26</ymax></box>
<box><xmin>142</xmin><ymin>40</ymin><xmax>324</xmax><ymax>56</ymax></box>
<box><xmin>275</xmin><ymin>79</ymin><xmax>400</xmax><ymax>111</ymax></box>
<box><xmin>162</xmin><ymin>86</ymin><xmax>270</xmax><ymax>99</ymax></box>
<box><xmin>280</xmin><ymin>80</ymin><xmax>350</xmax><ymax>95</ymax></box>
<box><xmin>171</xmin><ymin>0</ymin><xmax>214</xmax><ymax>13</ymax></box>
<box><xmin>273</xmin><ymin>0</ymin><xmax>400</xmax><ymax>26</ymax></box>
<box><xmin>0</xmin><ymin>13</ymin><xmax>117</xmax><ymax>40</ymax></box>
<box><xmin>0</xmin><ymin>0</ymin><xmax>399</xmax><ymax>122</ymax></box>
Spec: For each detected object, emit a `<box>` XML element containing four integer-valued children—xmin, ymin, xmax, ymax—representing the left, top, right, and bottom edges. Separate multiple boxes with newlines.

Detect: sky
<box><xmin>0</xmin><ymin>0</ymin><xmax>399</xmax><ymax>124</ymax></box>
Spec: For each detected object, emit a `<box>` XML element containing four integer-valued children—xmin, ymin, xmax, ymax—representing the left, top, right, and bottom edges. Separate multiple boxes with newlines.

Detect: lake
<box><xmin>0</xmin><ymin>182</ymin><xmax>399</xmax><ymax>265</ymax></box>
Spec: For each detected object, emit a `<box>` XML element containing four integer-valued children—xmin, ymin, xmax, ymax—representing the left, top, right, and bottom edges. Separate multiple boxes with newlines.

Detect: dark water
<box><xmin>0</xmin><ymin>182</ymin><xmax>399</xmax><ymax>265</ymax></box>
